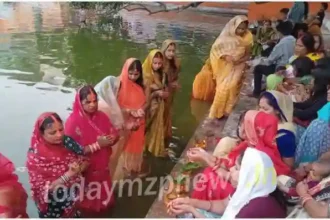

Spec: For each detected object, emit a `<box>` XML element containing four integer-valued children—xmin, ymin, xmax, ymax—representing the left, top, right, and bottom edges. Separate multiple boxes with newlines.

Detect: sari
<box><xmin>27</xmin><ymin>112</ymin><xmax>86</xmax><ymax>218</ymax></box>
<box><xmin>252</xmin><ymin>26</ymin><xmax>276</xmax><ymax>57</ymax></box>
<box><xmin>94</xmin><ymin>76</ymin><xmax>125</xmax><ymax>180</ymax></box>
<box><xmin>262</xmin><ymin>91</ymin><xmax>297</xmax><ymax>159</ymax></box>
<box><xmin>294</xmin><ymin>102</ymin><xmax>330</xmax><ymax>165</ymax></box>
<box><xmin>65</xmin><ymin>89</ymin><xmax>117</xmax><ymax>213</ymax></box>
<box><xmin>161</xmin><ymin>39</ymin><xmax>180</xmax><ymax>139</ymax></box>
<box><xmin>143</xmin><ymin>49</ymin><xmax>167</xmax><ymax>157</ymax></box>
<box><xmin>0</xmin><ymin>153</ymin><xmax>28</xmax><ymax>218</ymax></box>
<box><xmin>192</xmin><ymin>15</ymin><xmax>253</xmax><ymax>111</ymax></box>
<box><xmin>192</xmin><ymin>110</ymin><xmax>290</xmax><ymax>201</ymax></box>
<box><xmin>117</xmin><ymin>58</ymin><xmax>146</xmax><ymax>173</ymax></box>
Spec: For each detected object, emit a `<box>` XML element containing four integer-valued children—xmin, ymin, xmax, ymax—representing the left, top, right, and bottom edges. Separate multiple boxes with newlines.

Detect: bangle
<box><xmin>95</xmin><ymin>142</ymin><xmax>101</xmax><ymax>150</ymax></box>
<box><xmin>206</xmin><ymin>201</ymin><xmax>212</xmax><ymax>212</ymax></box>
<box><xmin>89</xmin><ymin>145</ymin><xmax>94</xmax><ymax>153</ymax></box>
<box><xmin>301</xmin><ymin>196</ymin><xmax>313</xmax><ymax>206</ymax></box>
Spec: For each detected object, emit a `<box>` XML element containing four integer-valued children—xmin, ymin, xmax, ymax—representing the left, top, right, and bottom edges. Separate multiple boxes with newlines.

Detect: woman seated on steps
<box><xmin>167</xmin><ymin>148</ymin><xmax>287</xmax><ymax>218</ymax></box>
<box><xmin>186</xmin><ymin>110</ymin><xmax>290</xmax><ymax>201</ymax></box>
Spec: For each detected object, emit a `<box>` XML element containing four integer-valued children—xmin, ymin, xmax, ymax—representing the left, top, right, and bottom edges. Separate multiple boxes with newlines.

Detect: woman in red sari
<box><xmin>0</xmin><ymin>153</ymin><xmax>28</xmax><ymax>218</ymax></box>
<box><xmin>188</xmin><ymin>110</ymin><xmax>290</xmax><ymax>200</ymax></box>
<box><xmin>27</xmin><ymin>112</ymin><xmax>89</xmax><ymax>218</ymax></box>
<box><xmin>65</xmin><ymin>85</ymin><xmax>119</xmax><ymax>214</ymax></box>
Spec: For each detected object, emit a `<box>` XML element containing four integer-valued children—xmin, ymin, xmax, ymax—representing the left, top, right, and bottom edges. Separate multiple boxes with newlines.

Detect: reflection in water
<box><xmin>0</xmin><ymin>2</ymin><xmax>228</xmax><ymax>218</ymax></box>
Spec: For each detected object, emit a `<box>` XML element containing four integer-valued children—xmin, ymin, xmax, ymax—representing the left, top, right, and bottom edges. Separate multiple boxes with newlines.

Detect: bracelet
<box><xmin>60</xmin><ymin>175</ymin><xmax>69</xmax><ymax>184</ymax></box>
<box><xmin>89</xmin><ymin>145</ymin><xmax>94</xmax><ymax>153</ymax></box>
<box><xmin>206</xmin><ymin>201</ymin><xmax>212</xmax><ymax>212</ymax></box>
<box><xmin>301</xmin><ymin>196</ymin><xmax>313</xmax><ymax>206</ymax></box>
<box><xmin>95</xmin><ymin>142</ymin><xmax>101</xmax><ymax>150</ymax></box>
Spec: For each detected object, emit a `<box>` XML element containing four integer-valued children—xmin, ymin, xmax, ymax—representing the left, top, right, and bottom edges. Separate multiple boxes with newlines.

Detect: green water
<box><xmin>0</xmin><ymin>2</ymin><xmax>228</xmax><ymax>217</ymax></box>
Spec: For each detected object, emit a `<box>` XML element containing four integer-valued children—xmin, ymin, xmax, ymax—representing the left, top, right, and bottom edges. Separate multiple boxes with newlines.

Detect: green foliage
<box><xmin>70</xmin><ymin>2</ymin><xmax>125</xmax><ymax>11</ymax></box>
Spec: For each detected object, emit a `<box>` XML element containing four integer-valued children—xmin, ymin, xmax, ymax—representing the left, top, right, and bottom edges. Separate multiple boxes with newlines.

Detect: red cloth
<box><xmin>26</xmin><ymin>112</ymin><xmax>86</xmax><ymax>217</ymax></box>
<box><xmin>65</xmin><ymin>89</ymin><xmax>118</xmax><ymax>213</ymax></box>
<box><xmin>251</xmin><ymin>112</ymin><xmax>291</xmax><ymax>176</ymax></box>
<box><xmin>0</xmin><ymin>153</ymin><xmax>29</xmax><ymax>218</ymax></box>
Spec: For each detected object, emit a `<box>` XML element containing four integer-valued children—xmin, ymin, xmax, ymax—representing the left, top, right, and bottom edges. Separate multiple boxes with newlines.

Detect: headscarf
<box><xmin>243</xmin><ymin>110</ymin><xmax>291</xmax><ymax>175</ymax></box>
<box><xmin>210</xmin><ymin>15</ymin><xmax>252</xmax><ymax>60</ymax></box>
<box><xmin>94</xmin><ymin>76</ymin><xmax>124</xmax><ymax>129</ymax></box>
<box><xmin>65</xmin><ymin>87</ymin><xmax>118</xmax><ymax>170</ymax></box>
<box><xmin>0</xmin><ymin>153</ymin><xmax>28</xmax><ymax>218</ymax></box>
<box><xmin>118</xmin><ymin>58</ymin><xmax>146</xmax><ymax>110</ymax></box>
<box><xmin>262</xmin><ymin>91</ymin><xmax>296</xmax><ymax>133</ymax></box>
<box><xmin>222</xmin><ymin>148</ymin><xmax>276</xmax><ymax>219</ymax></box>
<box><xmin>160</xmin><ymin>39</ymin><xmax>180</xmax><ymax>83</ymax></box>
<box><xmin>142</xmin><ymin>49</ymin><xmax>165</xmax><ymax>87</ymax></box>
<box><xmin>26</xmin><ymin>112</ymin><xmax>85</xmax><ymax>216</ymax></box>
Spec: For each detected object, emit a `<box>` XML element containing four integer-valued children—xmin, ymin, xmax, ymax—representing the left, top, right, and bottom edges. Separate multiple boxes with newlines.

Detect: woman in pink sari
<box><xmin>65</xmin><ymin>85</ymin><xmax>119</xmax><ymax>214</ymax></box>
<box><xmin>0</xmin><ymin>153</ymin><xmax>28</xmax><ymax>218</ymax></box>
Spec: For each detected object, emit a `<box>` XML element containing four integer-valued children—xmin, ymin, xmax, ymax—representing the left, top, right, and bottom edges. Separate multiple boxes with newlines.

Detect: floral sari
<box><xmin>143</xmin><ymin>49</ymin><xmax>167</xmax><ymax>157</ymax></box>
<box><xmin>192</xmin><ymin>15</ymin><xmax>253</xmax><ymax>118</ymax></box>
<box><xmin>0</xmin><ymin>153</ymin><xmax>28</xmax><ymax>218</ymax></box>
<box><xmin>65</xmin><ymin>89</ymin><xmax>118</xmax><ymax>213</ymax></box>
<box><xmin>161</xmin><ymin>39</ymin><xmax>180</xmax><ymax>139</ymax></box>
<box><xmin>27</xmin><ymin>112</ymin><xmax>87</xmax><ymax>218</ymax></box>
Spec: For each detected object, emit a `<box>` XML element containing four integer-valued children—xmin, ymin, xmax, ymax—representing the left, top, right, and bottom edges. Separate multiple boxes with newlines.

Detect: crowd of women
<box><xmin>166</xmin><ymin>3</ymin><xmax>330</xmax><ymax>219</ymax></box>
<box><xmin>0</xmin><ymin>39</ymin><xmax>181</xmax><ymax>217</ymax></box>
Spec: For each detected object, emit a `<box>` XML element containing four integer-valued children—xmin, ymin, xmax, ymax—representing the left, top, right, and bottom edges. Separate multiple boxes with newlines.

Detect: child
<box><xmin>278</xmin><ymin>161</ymin><xmax>330</xmax><ymax>201</ymax></box>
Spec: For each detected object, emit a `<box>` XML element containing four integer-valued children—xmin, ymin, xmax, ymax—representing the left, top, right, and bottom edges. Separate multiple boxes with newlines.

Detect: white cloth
<box><xmin>94</xmin><ymin>76</ymin><xmax>124</xmax><ymax>129</ymax></box>
<box><xmin>222</xmin><ymin>148</ymin><xmax>277</xmax><ymax>218</ymax></box>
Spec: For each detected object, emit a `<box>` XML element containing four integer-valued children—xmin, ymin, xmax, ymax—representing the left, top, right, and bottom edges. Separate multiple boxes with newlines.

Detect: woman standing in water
<box><xmin>27</xmin><ymin>112</ymin><xmax>88</xmax><ymax>218</ymax></box>
<box><xmin>95</xmin><ymin>59</ymin><xmax>148</xmax><ymax>178</ymax></box>
<box><xmin>0</xmin><ymin>153</ymin><xmax>28</xmax><ymax>218</ymax></box>
<box><xmin>143</xmin><ymin>49</ymin><xmax>169</xmax><ymax>157</ymax></box>
<box><xmin>65</xmin><ymin>85</ymin><xmax>119</xmax><ymax>214</ymax></box>
<box><xmin>161</xmin><ymin>39</ymin><xmax>180</xmax><ymax>140</ymax></box>
<box><xmin>192</xmin><ymin>15</ymin><xmax>253</xmax><ymax>119</ymax></box>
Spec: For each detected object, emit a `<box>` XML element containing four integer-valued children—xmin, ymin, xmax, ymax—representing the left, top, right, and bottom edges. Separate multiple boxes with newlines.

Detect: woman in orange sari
<box><xmin>161</xmin><ymin>39</ymin><xmax>180</xmax><ymax>140</ymax></box>
<box><xmin>117</xmin><ymin>58</ymin><xmax>148</xmax><ymax>177</ymax></box>
<box><xmin>192</xmin><ymin>15</ymin><xmax>253</xmax><ymax>119</ymax></box>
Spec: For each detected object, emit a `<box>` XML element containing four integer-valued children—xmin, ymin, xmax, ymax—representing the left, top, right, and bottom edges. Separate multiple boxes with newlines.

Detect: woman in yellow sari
<box><xmin>143</xmin><ymin>49</ymin><xmax>169</xmax><ymax>157</ymax></box>
<box><xmin>192</xmin><ymin>15</ymin><xmax>253</xmax><ymax>119</ymax></box>
<box><xmin>161</xmin><ymin>39</ymin><xmax>180</xmax><ymax>140</ymax></box>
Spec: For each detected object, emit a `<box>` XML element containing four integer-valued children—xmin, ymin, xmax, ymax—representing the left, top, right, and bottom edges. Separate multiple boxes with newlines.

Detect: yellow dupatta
<box><xmin>209</xmin><ymin>15</ymin><xmax>253</xmax><ymax>81</ymax></box>
<box><xmin>142</xmin><ymin>49</ymin><xmax>167</xmax><ymax>157</ymax></box>
<box><xmin>268</xmin><ymin>90</ymin><xmax>296</xmax><ymax>134</ymax></box>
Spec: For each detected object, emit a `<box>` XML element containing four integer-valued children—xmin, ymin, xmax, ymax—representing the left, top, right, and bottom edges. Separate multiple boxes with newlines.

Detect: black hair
<box><xmin>270</xmin><ymin>188</ymin><xmax>287</xmax><ymax>211</ymax></box>
<box><xmin>79</xmin><ymin>85</ymin><xmax>98</xmax><ymax>101</ymax></box>
<box><xmin>321</xmin><ymin>2</ymin><xmax>328</xmax><ymax>10</ymax></box>
<box><xmin>312</xmin><ymin>68</ymin><xmax>330</xmax><ymax>99</ymax></box>
<box><xmin>303</xmin><ymin>2</ymin><xmax>309</xmax><ymax>20</ymax></box>
<box><xmin>128</xmin><ymin>60</ymin><xmax>144</xmax><ymax>88</ymax></box>
<box><xmin>40</xmin><ymin>113</ymin><xmax>63</xmax><ymax>134</ymax></box>
<box><xmin>292</xmin><ymin>56</ymin><xmax>315</xmax><ymax>77</ymax></box>
<box><xmin>313</xmin><ymin>34</ymin><xmax>323</xmax><ymax>52</ymax></box>
<box><xmin>236</xmin><ymin>111</ymin><xmax>247</xmax><ymax>140</ymax></box>
<box><xmin>279</xmin><ymin>8</ymin><xmax>289</xmax><ymax>15</ymax></box>
<box><xmin>315</xmin><ymin>57</ymin><xmax>330</xmax><ymax>69</ymax></box>
<box><xmin>292</xmin><ymin>23</ymin><xmax>308</xmax><ymax>39</ymax></box>
<box><xmin>259</xmin><ymin>92</ymin><xmax>285</xmax><ymax>121</ymax></box>
<box><xmin>300</xmin><ymin>32</ymin><xmax>316</xmax><ymax>53</ymax></box>
<box><xmin>276</xmin><ymin>66</ymin><xmax>286</xmax><ymax>72</ymax></box>
<box><xmin>276</xmin><ymin>20</ymin><xmax>293</xmax><ymax>36</ymax></box>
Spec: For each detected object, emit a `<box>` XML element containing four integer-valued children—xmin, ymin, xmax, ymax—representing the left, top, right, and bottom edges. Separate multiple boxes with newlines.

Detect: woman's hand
<box><xmin>187</xmin><ymin>148</ymin><xmax>209</xmax><ymax>163</ymax></box>
<box><xmin>296</xmin><ymin>180</ymin><xmax>309</xmax><ymax>197</ymax></box>
<box><xmin>68</xmin><ymin>162</ymin><xmax>81</xmax><ymax>175</ymax></box>
<box><xmin>97</xmin><ymin>136</ymin><xmax>113</xmax><ymax>147</ymax></box>
<box><xmin>156</xmin><ymin>90</ymin><xmax>169</xmax><ymax>99</ymax></box>
<box><xmin>125</xmin><ymin>121</ymin><xmax>139</xmax><ymax>131</ymax></box>
<box><xmin>167</xmin><ymin>203</ymin><xmax>195</xmax><ymax>216</ymax></box>
<box><xmin>170</xmin><ymin>81</ymin><xmax>180</xmax><ymax>90</ymax></box>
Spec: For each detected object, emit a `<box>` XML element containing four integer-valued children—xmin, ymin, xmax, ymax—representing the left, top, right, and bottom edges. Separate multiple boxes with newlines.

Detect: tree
<box><xmin>70</xmin><ymin>2</ymin><xmax>204</xmax><ymax>15</ymax></box>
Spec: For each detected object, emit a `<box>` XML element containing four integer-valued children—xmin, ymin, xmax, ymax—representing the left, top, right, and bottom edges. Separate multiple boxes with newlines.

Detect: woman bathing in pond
<box><xmin>0</xmin><ymin>153</ymin><xmax>28</xmax><ymax>218</ymax></box>
<box><xmin>95</xmin><ymin>59</ymin><xmax>148</xmax><ymax>178</ymax></box>
<box><xmin>143</xmin><ymin>49</ymin><xmax>169</xmax><ymax>157</ymax></box>
<box><xmin>168</xmin><ymin>148</ymin><xmax>286</xmax><ymax>218</ymax></box>
<box><xmin>192</xmin><ymin>15</ymin><xmax>253</xmax><ymax>119</ymax></box>
<box><xmin>65</xmin><ymin>86</ymin><xmax>119</xmax><ymax>214</ymax></box>
<box><xmin>161</xmin><ymin>39</ymin><xmax>180</xmax><ymax>141</ymax></box>
<box><xmin>187</xmin><ymin>110</ymin><xmax>290</xmax><ymax>201</ymax></box>
<box><xmin>258</xmin><ymin>90</ymin><xmax>296</xmax><ymax>168</ymax></box>
<box><xmin>27</xmin><ymin>112</ymin><xmax>89</xmax><ymax>218</ymax></box>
